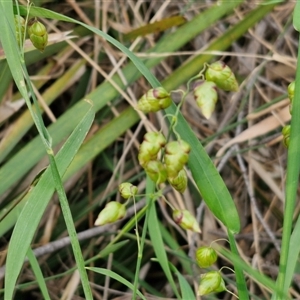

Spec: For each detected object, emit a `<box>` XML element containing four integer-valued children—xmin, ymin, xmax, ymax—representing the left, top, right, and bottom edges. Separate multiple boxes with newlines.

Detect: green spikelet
<box><xmin>193</xmin><ymin>80</ymin><xmax>218</xmax><ymax>119</ymax></box>
<box><xmin>94</xmin><ymin>202</ymin><xmax>126</xmax><ymax>226</ymax></box>
<box><xmin>205</xmin><ymin>60</ymin><xmax>238</xmax><ymax>92</ymax></box>
<box><xmin>168</xmin><ymin>169</ymin><xmax>188</xmax><ymax>193</ymax></box>
<box><xmin>196</xmin><ymin>246</ymin><xmax>218</xmax><ymax>268</ymax></box>
<box><xmin>164</xmin><ymin>139</ymin><xmax>190</xmax><ymax>178</ymax></box>
<box><xmin>138</xmin><ymin>132</ymin><xmax>166</xmax><ymax>167</ymax></box>
<box><xmin>172</xmin><ymin>209</ymin><xmax>201</xmax><ymax>233</ymax></box>
<box><xmin>144</xmin><ymin>160</ymin><xmax>168</xmax><ymax>184</ymax></box>
<box><xmin>28</xmin><ymin>19</ymin><xmax>48</xmax><ymax>52</ymax></box>
<box><xmin>119</xmin><ymin>182</ymin><xmax>138</xmax><ymax>199</ymax></box>
<box><xmin>198</xmin><ymin>271</ymin><xmax>224</xmax><ymax>296</ymax></box>
<box><xmin>137</xmin><ymin>87</ymin><xmax>172</xmax><ymax>113</ymax></box>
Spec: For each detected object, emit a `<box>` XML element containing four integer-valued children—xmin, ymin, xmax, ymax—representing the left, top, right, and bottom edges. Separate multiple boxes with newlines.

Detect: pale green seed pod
<box><xmin>14</xmin><ymin>15</ymin><xmax>26</xmax><ymax>47</ymax></box>
<box><xmin>164</xmin><ymin>140</ymin><xmax>190</xmax><ymax>178</ymax></box>
<box><xmin>28</xmin><ymin>19</ymin><xmax>48</xmax><ymax>52</ymax></box>
<box><xmin>144</xmin><ymin>160</ymin><xmax>168</xmax><ymax>184</ymax></box>
<box><xmin>288</xmin><ymin>81</ymin><xmax>295</xmax><ymax>102</ymax></box>
<box><xmin>197</xmin><ymin>271</ymin><xmax>222</xmax><ymax>296</ymax></box>
<box><xmin>214</xmin><ymin>277</ymin><xmax>226</xmax><ymax>293</ymax></box>
<box><xmin>168</xmin><ymin>169</ymin><xmax>188</xmax><ymax>193</ymax></box>
<box><xmin>94</xmin><ymin>201</ymin><xmax>126</xmax><ymax>226</ymax></box>
<box><xmin>193</xmin><ymin>80</ymin><xmax>218</xmax><ymax>119</ymax></box>
<box><xmin>138</xmin><ymin>132</ymin><xmax>166</xmax><ymax>167</ymax></box>
<box><xmin>137</xmin><ymin>87</ymin><xmax>172</xmax><ymax>113</ymax></box>
<box><xmin>205</xmin><ymin>60</ymin><xmax>239</xmax><ymax>92</ymax></box>
<box><xmin>119</xmin><ymin>182</ymin><xmax>138</xmax><ymax>199</ymax></box>
<box><xmin>196</xmin><ymin>246</ymin><xmax>218</xmax><ymax>268</ymax></box>
<box><xmin>172</xmin><ymin>209</ymin><xmax>201</xmax><ymax>233</ymax></box>
<box><xmin>288</xmin><ymin>81</ymin><xmax>295</xmax><ymax>114</ymax></box>
<box><xmin>282</xmin><ymin>125</ymin><xmax>290</xmax><ymax>148</ymax></box>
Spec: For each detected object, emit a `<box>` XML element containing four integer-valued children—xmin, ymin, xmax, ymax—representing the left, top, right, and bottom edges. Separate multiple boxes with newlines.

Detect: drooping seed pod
<box><xmin>164</xmin><ymin>139</ymin><xmax>190</xmax><ymax>178</ymax></box>
<box><xmin>288</xmin><ymin>81</ymin><xmax>295</xmax><ymax>102</ymax></box>
<box><xmin>193</xmin><ymin>80</ymin><xmax>218</xmax><ymax>119</ymax></box>
<box><xmin>138</xmin><ymin>131</ymin><xmax>166</xmax><ymax>167</ymax></box>
<box><xmin>94</xmin><ymin>201</ymin><xmax>126</xmax><ymax>226</ymax></box>
<box><xmin>14</xmin><ymin>15</ymin><xmax>26</xmax><ymax>47</ymax></box>
<box><xmin>214</xmin><ymin>277</ymin><xmax>226</xmax><ymax>293</ymax></box>
<box><xmin>28</xmin><ymin>19</ymin><xmax>48</xmax><ymax>52</ymax></box>
<box><xmin>119</xmin><ymin>182</ymin><xmax>138</xmax><ymax>199</ymax></box>
<box><xmin>282</xmin><ymin>125</ymin><xmax>290</xmax><ymax>148</ymax></box>
<box><xmin>168</xmin><ymin>169</ymin><xmax>188</xmax><ymax>193</ymax></box>
<box><xmin>137</xmin><ymin>87</ymin><xmax>172</xmax><ymax>113</ymax></box>
<box><xmin>205</xmin><ymin>60</ymin><xmax>239</xmax><ymax>92</ymax></box>
<box><xmin>144</xmin><ymin>160</ymin><xmax>168</xmax><ymax>184</ymax></box>
<box><xmin>196</xmin><ymin>246</ymin><xmax>218</xmax><ymax>268</ymax></box>
<box><xmin>198</xmin><ymin>271</ymin><xmax>224</xmax><ymax>296</ymax></box>
<box><xmin>172</xmin><ymin>209</ymin><xmax>201</xmax><ymax>233</ymax></box>
<box><xmin>288</xmin><ymin>81</ymin><xmax>295</xmax><ymax>114</ymax></box>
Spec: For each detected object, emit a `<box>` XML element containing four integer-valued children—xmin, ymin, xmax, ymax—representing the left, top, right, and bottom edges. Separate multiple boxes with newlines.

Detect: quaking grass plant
<box><xmin>0</xmin><ymin>1</ymin><xmax>300</xmax><ymax>299</ymax></box>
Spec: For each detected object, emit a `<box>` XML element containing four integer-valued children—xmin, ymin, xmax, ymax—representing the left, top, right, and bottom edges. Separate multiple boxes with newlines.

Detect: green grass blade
<box><xmin>217</xmin><ymin>245</ymin><xmax>289</xmax><ymax>299</ymax></box>
<box><xmin>158</xmin><ymin>222</ymin><xmax>193</xmax><ymax>275</ymax></box>
<box><xmin>274</xmin><ymin>37</ymin><xmax>300</xmax><ymax>298</ymax></box>
<box><xmin>4</xmin><ymin>102</ymin><xmax>94</xmax><ymax>300</ymax></box>
<box><xmin>0</xmin><ymin>1</ymin><xmax>50</xmax><ymax>147</ymax></box>
<box><xmin>228</xmin><ymin>230</ymin><xmax>249</xmax><ymax>299</ymax></box>
<box><xmin>170</xmin><ymin>264</ymin><xmax>195</xmax><ymax>300</ymax></box>
<box><xmin>26</xmin><ymin>248</ymin><xmax>51</xmax><ymax>300</ymax></box>
<box><xmin>86</xmin><ymin>267</ymin><xmax>146</xmax><ymax>300</ymax></box>
<box><xmin>47</xmin><ymin>153</ymin><xmax>93</xmax><ymax>299</ymax></box>
<box><xmin>0</xmin><ymin>2</ymin><xmax>24</xmax><ymax>96</ymax></box>
<box><xmin>293</xmin><ymin>1</ymin><xmax>300</xmax><ymax>32</ymax></box>
<box><xmin>146</xmin><ymin>179</ymin><xmax>181</xmax><ymax>299</ymax></box>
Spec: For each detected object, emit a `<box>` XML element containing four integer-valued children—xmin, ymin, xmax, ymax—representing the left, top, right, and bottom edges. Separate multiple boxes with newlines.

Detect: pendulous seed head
<box><xmin>94</xmin><ymin>201</ymin><xmax>126</xmax><ymax>226</ymax></box>
<box><xmin>196</xmin><ymin>246</ymin><xmax>218</xmax><ymax>268</ymax></box>
<box><xmin>193</xmin><ymin>80</ymin><xmax>218</xmax><ymax>119</ymax></box>
<box><xmin>205</xmin><ymin>60</ymin><xmax>239</xmax><ymax>92</ymax></box>
<box><xmin>172</xmin><ymin>209</ymin><xmax>201</xmax><ymax>233</ymax></box>
<box><xmin>28</xmin><ymin>19</ymin><xmax>48</xmax><ymax>52</ymax></box>
<box><xmin>137</xmin><ymin>87</ymin><xmax>172</xmax><ymax>113</ymax></box>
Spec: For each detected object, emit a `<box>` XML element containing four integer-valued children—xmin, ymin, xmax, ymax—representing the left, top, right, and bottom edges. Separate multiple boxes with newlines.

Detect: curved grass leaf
<box><xmin>86</xmin><ymin>267</ymin><xmax>146</xmax><ymax>300</ymax></box>
<box><xmin>274</xmin><ymin>38</ymin><xmax>300</xmax><ymax>298</ymax></box>
<box><xmin>171</xmin><ymin>264</ymin><xmax>195</xmax><ymax>300</ymax></box>
<box><xmin>26</xmin><ymin>248</ymin><xmax>51</xmax><ymax>300</ymax></box>
<box><xmin>146</xmin><ymin>179</ymin><xmax>181</xmax><ymax>299</ymax></box>
<box><xmin>217</xmin><ymin>245</ymin><xmax>289</xmax><ymax>299</ymax></box>
<box><xmin>293</xmin><ymin>1</ymin><xmax>300</xmax><ymax>32</ymax></box>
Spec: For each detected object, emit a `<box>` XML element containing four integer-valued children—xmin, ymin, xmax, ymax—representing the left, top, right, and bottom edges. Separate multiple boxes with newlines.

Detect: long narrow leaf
<box><xmin>146</xmin><ymin>179</ymin><xmax>181</xmax><ymax>299</ymax></box>
<box><xmin>86</xmin><ymin>267</ymin><xmax>146</xmax><ymax>300</ymax></box>
<box><xmin>293</xmin><ymin>1</ymin><xmax>300</xmax><ymax>32</ymax></box>
<box><xmin>26</xmin><ymin>248</ymin><xmax>51</xmax><ymax>300</ymax></box>
<box><xmin>171</xmin><ymin>264</ymin><xmax>195</xmax><ymax>300</ymax></box>
<box><xmin>275</xmin><ymin>36</ymin><xmax>300</xmax><ymax>297</ymax></box>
